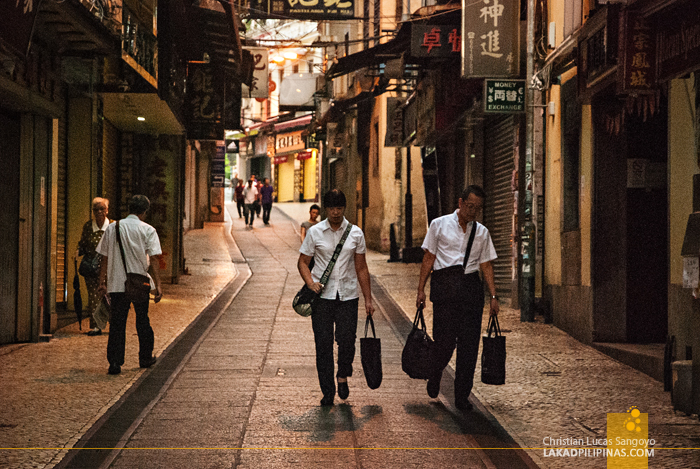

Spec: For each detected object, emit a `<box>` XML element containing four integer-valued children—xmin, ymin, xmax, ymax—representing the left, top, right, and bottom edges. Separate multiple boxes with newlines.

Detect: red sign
<box><xmin>620</xmin><ymin>11</ymin><xmax>656</xmax><ymax>93</ymax></box>
<box><xmin>411</xmin><ymin>25</ymin><xmax>461</xmax><ymax>58</ymax></box>
<box><xmin>273</xmin><ymin>155</ymin><xmax>289</xmax><ymax>164</ymax></box>
<box><xmin>296</xmin><ymin>150</ymin><xmax>314</xmax><ymax>160</ymax></box>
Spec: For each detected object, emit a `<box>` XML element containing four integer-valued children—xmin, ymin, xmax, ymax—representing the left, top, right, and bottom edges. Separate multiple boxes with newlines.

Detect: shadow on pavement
<box><xmin>278</xmin><ymin>404</ymin><xmax>383</xmax><ymax>442</ymax></box>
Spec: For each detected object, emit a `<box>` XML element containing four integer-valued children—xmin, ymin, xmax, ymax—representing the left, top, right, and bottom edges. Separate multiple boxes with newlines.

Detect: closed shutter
<box><xmin>483</xmin><ymin>115</ymin><xmax>516</xmax><ymax>299</ymax></box>
<box><xmin>56</xmin><ymin>115</ymin><xmax>67</xmax><ymax>305</ymax></box>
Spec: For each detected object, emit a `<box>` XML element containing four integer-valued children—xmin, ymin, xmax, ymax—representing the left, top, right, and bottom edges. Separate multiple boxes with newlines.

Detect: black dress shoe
<box><xmin>320</xmin><ymin>395</ymin><xmax>334</xmax><ymax>406</ymax></box>
<box><xmin>427</xmin><ymin>377</ymin><xmax>440</xmax><ymax>398</ymax></box>
<box><xmin>337</xmin><ymin>380</ymin><xmax>349</xmax><ymax>400</ymax></box>
<box><xmin>139</xmin><ymin>356</ymin><xmax>157</xmax><ymax>368</ymax></box>
<box><xmin>108</xmin><ymin>364</ymin><xmax>121</xmax><ymax>375</ymax></box>
<box><xmin>87</xmin><ymin>329</ymin><xmax>102</xmax><ymax>336</ymax></box>
<box><xmin>455</xmin><ymin>399</ymin><xmax>473</xmax><ymax>412</ymax></box>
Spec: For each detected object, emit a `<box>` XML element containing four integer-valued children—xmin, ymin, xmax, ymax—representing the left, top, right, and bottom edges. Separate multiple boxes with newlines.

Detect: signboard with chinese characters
<box><xmin>185</xmin><ymin>63</ymin><xmax>224</xmax><ymax>140</ymax></box>
<box><xmin>242</xmin><ymin>47</ymin><xmax>269</xmax><ymax>98</ymax></box>
<box><xmin>411</xmin><ymin>25</ymin><xmax>461</xmax><ymax>58</ymax></box>
<box><xmin>619</xmin><ymin>11</ymin><xmax>656</xmax><ymax>93</ymax></box>
<box><xmin>276</xmin><ymin>131</ymin><xmax>305</xmax><ymax>154</ymax></box>
<box><xmin>211</xmin><ymin>144</ymin><xmax>226</xmax><ymax>187</ymax></box>
<box><xmin>461</xmin><ymin>0</ymin><xmax>520</xmax><ymax>78</ymax></box>
<box><xmin>384</xmin><ymin>97</ymin><xmax>404</xmax><ymax>147</ymax></box>
<box><xmin>484</xmin><ymin>79</ymin><xmax>525</xmax><ymax>113</ymax></box>
<box><xmin>247</xmin><ymin>0</ymin><xmax>353</xmax><ymax>20</ymax></box>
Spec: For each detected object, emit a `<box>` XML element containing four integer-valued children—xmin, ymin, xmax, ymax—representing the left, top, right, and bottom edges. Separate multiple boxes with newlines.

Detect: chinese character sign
<box><xmin>186</xmin><ymin>63</ymin><xmax>224</xmax><ymax>140</ymax></box>
<box><xmin>484</xmin><ymin>79</ymin><xmax>525</xmax><ymax>113</ymax></box>
<box><xmin>461</xmin><ymin>0</ymin><xmax>520</xmax><ymax>78</ymax></box>
<box><xmin>620</xmin><ymin>12</ymin><xmax>656</xmax><ymax>93</ymax></box>
<box><xmin>242</xmin><ymin>47</ymin><xmax>269</xmax><ymax>98</ymax></box>
<box><xmin>411</xmin><ymin>25</ymin><xmax>462</xmax><ymax>58</ymax></box>
<box><xmin>248</xmin><ymin>0</ymin><xmax>353</xmax><ymax>20</ymax></box>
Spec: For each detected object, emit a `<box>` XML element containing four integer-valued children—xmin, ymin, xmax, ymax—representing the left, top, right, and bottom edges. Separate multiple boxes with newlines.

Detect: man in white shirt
<box><xmin>416</xmin><ymin>185</ymin><xmax>499</xmax><ymax>411</ymax></box>
<box><xmin>97</xmin><ymin>195</ymin><xmax>163</xmax><ymax>375</ymax></box>
<box><xmin>242</xmin><ymin>179</ymin><xmax>259</xmax><ymax>228</ymax></box>
<box><xmin>298</xmin><ymin>189</ymin><xmax>374</xmax><ymax>406</ymax></box>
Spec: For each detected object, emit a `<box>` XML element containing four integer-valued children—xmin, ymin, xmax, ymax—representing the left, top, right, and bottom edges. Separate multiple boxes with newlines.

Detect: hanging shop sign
<box><xmin>655</xmin><ymin>4</ymin><xmax>700</xmax><ymax>83</ymax></box>
<box><xmin>273</xmin><ymin>155</ymin><xmax>289</xmax><ymax>164</ymax></box>
<box><xmin>211</xmin><ymin>144</ymin><xmax>226</xmax><ymax>187</ymax></box>
<box><xmin>384</xmin><ymin>97</ymin><xmax>404</xmax><ymax>147</ymax></box>
<box><xmin>296</xmin><ymin>150</ymin><xmax>315</xmax><ymax>160</ymax></box>
<box><xmin>484</xmin><ymin>79</ymin><xmax>525</xmax><ymax>113</ymax></box>
<box><xmin>411</xmin><ymin>25</ymin><xmax>462</xmax><ymax>58</ymax></box>
<box><xmin>185</xmin><ymin>62</ymin><xmax>224</xmax><ymax>140</ymax></box>
<box><xmin>242</xmin><ymin>47</ymin><xmax>269</xmax><ymax>98</ymax></box>
<box><xmin>247</xmin><ymin>0</ymin><xmax>353</xmax><ymax>20</ymax></box>
<box><xmin>619</xmin><ymin>11</ymin><xmax>656</xmax><ymax>94</ymax></box>
<box><xmin>276</xmin><ymin>130</ymin><xmax>305</xmax><ymax>154</ymax></box>
<box><xmin>461</xmin><ymin>0</ymin><xmax>520</xmax><ymax>78</ymax></box>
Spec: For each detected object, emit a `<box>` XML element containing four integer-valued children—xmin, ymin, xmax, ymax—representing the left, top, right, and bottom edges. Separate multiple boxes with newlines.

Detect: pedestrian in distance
<box><xmin>298</xmin><ymin>189</ymin><xmax>375</xmax><ymax>406</ymax></box>
<box><xmin>415</xmin><ymin>185</ymin><xmax>499</xmax><ymax>412</ymax></box>
<box><xmin>300</xmin><ymin>204</ymin><xmax>321</xmax><ymax>271</ymax></box>
<box><xmin>234</xmin><ymin>180</ymin><xmax>245</xmax><ymax>218</ymax></box>
<box><xmin>96</xmin><ymin>195</ymin><xmax>163</xmax><ymax>375</ymax></box>
<box><xmin>250</xmin><ymin>174</ymin><xmax>261</xmax><ymax>218</ymax></box>
<box><xmin>260</xmin><ymin>178</ymin><xmax>274</xmax><ymax>225</ymax></box>
<box><xmin>242</xmin><ymin>179</ymin><xmax>259</xmax><ymax>228</ymax></box>
<box><xmin>76</xmin><ymin>197</ymin><xmax>113</xmax><ymax>336</ymax></box>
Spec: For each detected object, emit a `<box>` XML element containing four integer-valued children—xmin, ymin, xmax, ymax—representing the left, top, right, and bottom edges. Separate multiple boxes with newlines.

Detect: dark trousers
<box><xmin>236</xmin><ymin>199</ymin><xmax>245</xmax><ymax>217</ymax></box>
<box><xmin>311</xmin><ymin>297</ymin><xmax>359</xmax><ymax>398</ymax></box>
<box><xmin>262</xmin><ymin>203</ymin><xmax>272</xmax><ymax>224</ymax></box>
<box><xmin>107</xmin><ymin>292</ymin><xmax>154</xmax><ymax>366</ymax></box>
<box><xmin>430</xmin><ymin>273</ymin><xmax>484</xmax><ymax>403</ymax></box>
<box><xmin>244</xmin><ymin>203</ymin><xmax>255</xmax><ymax>225</ymax></box>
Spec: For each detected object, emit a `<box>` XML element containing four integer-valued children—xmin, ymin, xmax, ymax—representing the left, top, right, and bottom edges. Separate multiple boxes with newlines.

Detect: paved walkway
<box><xmin>273</xmin><ymin>202</ymin><xmax>700</xmax><ymax>468</ymax></box>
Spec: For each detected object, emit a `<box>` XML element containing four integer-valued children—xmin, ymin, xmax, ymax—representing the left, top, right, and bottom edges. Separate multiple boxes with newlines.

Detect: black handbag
<box><xmin>429</xmin><ymin>221</ymin><xmax>479</xmax><ymax>303</ymax></box>
<box><xmin>116</xmin><ymin>221</ymin><xmax>151</xmax><ymax>303</ymax></box>
<box><xmin>360</xmin><ymin>315</ymin><xmax>382</xmax><ymax>389</ymax></box>
<box><xmin>293</xmin><ymin>224</ymin><xmax>352</xmax><ymax>317</ymax></box>
<box><xmin>78</xmin><ymin>252</ymin><xmax>102</xmax><ymax>278</ymax></box>
<box><xmin>481</xmin><ymin>315</ymin><xmax>506</xmax><ymax>385</ymax></box>
<box><xmin>401</xmin><ymin>306</ymin><xmax>435</xmax><ymax>380</ymax></box>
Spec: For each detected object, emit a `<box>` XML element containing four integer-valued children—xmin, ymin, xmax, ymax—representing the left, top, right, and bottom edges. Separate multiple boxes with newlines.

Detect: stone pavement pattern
<box><xmin>110</xmin><ymin>204</ymin><xmax>521</xmax><ymax>469</ymax></box>
<box><xmin>276</xmin><ymin>202</ymin><xmax>700</xmax><ymax>469</ymax></box>
<box><xmin>0</xmin><ymin>218</ymin><xmax>237</xmax><ymax>469</ymax></box>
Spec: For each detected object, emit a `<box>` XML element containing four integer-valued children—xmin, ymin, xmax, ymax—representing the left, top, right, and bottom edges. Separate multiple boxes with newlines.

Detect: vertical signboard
<box><xmin>461</xmin><ymin>0</ymin><xmax>520</xmax><ymax>78</ymax></box>
<box><xmin>385</xmin><ymin>97</ymin><xmax>404</xmax><ymax>147</ymax></box>
<box><xmin>186</xmin><ymin>63</ymin><xmax>224</xmax><ymax>140</ymax></box>
<box><xmin>619</xmin><ymin>11</ymin><xmax>656</xmax><ymax>94</ymax></box>
<box><xmin>242</xmin><ymin>47</ymin><xmax>269</xmax><ymax>98</ymax></box>
<box><xmin>211</xmin><ymin>144</ymin><xmax>226</xmax><ymax>187</ymax></box>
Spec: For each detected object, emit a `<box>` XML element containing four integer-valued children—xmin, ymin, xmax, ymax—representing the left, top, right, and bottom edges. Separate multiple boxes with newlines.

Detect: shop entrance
<box><xmin>593</xmin><ymin>92</ymin><xmax>668</xmax><ymax>344</ymax></box>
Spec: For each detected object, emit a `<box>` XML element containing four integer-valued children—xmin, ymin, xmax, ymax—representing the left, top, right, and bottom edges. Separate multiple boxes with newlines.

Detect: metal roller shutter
<box><xmin>56</xmin><ymin>115</ymin><xmax>67</xmax><ymax>305</ymax></box>
<box><xmin>483</xmin><ymin>115</ymin><xmax>516</xmax><ymax>299</ymax></box>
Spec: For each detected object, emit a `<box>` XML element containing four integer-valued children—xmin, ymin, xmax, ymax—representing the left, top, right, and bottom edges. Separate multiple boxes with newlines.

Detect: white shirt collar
<box><xmin>319</xmin><ymin>217</ymin><xmax>349</xmax><ymax>232</ymax></box>
<box><xmin>92</xmin><ymin>218</ymin><xmax>110</xmax><ymax>232</ymax></box>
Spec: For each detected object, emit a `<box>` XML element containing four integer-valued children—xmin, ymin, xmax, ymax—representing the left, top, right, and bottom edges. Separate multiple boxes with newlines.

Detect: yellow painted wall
<box><xmin>277</xmin><ymin>159</ymin><xmax>295</xmax><ymax>202</ymax></box>
<box><xmin>303</xmin><ymin>153</ymin><xmax>317</xmax><ymax>201</ymax></box>
<box><xmin>545</xmin><ymin>83</ymin><xmax>562</xmax><ymax>285</ymax></box>
<box><xmin>580</xmin><ymin>102</ymin><xmax>593</xmax><ymax>286</ymax></box>
<box><xmin>669</xmin><ymin>76</ymin><xmax>699</xmax><ymax>285</ymax></box>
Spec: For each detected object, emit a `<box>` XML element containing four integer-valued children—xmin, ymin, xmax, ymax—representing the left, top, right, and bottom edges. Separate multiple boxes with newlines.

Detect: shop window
<box><xmin>561</xmin><ymin>78</ymin><xmax>580</xmax><ymax>232</ymax></box>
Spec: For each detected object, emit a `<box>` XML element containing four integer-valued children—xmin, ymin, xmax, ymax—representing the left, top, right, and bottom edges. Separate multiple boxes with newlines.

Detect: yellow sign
<box><xmin>606</xmin><ymin>407</ymin><xmax>652</xmax><ymax>468</ymax></box>
<box><xmin>276</xmin><ymin>130</ymin><xmax>305</xmax><ymax>154</ymax></box>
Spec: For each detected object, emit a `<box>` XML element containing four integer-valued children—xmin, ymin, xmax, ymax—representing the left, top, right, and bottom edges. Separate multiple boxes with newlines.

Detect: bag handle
<box><xmin>413</xmin><ymin>305</ymin><xmax>427</xmax><ymax>331</ymax></box>
<box><xmin>486</xmin><ymin>315</ymin><xmax>501</xmax><ymax>337</ymax></box>
<box><xmin>318</xmin><ymin>223</ymin><xmax>353</xmax><ymax>287</ymax></box>
<box><xmin>115</xmin><ymin>221</ymin><xmax>129</xmax><ymax>276</ymax></box>
<box><xmin>462</xmin><ymin>221</ymin><xmax>478</xmax><ymax>269</ymax></box>
<box><xmin>364</xmin><ymin>315</ymin><xmax>376</xmax><ymax>338</ymax></box>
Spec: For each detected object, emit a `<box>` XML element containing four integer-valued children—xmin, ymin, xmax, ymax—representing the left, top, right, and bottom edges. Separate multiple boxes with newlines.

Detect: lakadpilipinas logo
<box><xmin>607</xmin><ymin>406</ymin><xmax>654</xmax><ymax>468</ymax></box>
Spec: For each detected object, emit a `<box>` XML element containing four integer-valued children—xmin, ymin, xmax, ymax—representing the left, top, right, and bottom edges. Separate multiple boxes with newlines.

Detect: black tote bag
<box><xmin>481</xmin><ymin>316</ymin><xmax>506</xmax><ymax>385</ymax></box>
<box><xmin>401</xmin><ymin>306</ymin><xmax>435</xmax><ymax>380</ymax></box>
<box><xmin>360</xmin><ymin>316</ymin><xmax>382</xmax><ymax>389</ymax></box>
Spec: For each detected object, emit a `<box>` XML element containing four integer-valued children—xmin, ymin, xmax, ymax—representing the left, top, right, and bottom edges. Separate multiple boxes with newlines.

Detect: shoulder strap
<box><xmin>462</xmin><ymin>221</ymin><xmax>478</xmax><ymax>269</ymax></box>
<box><xmin>319</xmin><ymin>223</ymin><xmax>353</xmax><ymax>286</ymax></box>
<box><xmin>115</xmin><ymin>221</ymin><xmax>129</xmax><ymax>275</ymax></box>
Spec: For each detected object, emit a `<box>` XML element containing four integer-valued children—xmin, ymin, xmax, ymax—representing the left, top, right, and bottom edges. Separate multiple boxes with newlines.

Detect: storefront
<box><xmin>273</xmin><ymin>128</ymin><xmax>307</xmax><ymax>202</ymax></box>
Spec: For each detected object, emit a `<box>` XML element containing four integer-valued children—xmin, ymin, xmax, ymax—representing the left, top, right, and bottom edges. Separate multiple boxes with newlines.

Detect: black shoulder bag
<box><xmin>401</xmin><ymin>305</ymin><xmax>434</xmax><ymax>380</ymax></box>
<box><xmin>429</xmin><ymin>221</ymin><xmax>478</xmax><ymax>303</ymax></box>
<box><xmin>293</xmin><ymin>223</ymin><xmax>353</xmax><ymax>317</ymax></box>
<box><xmin>116</xmin><ymin>221</ymin><xmax>151</xmax><ymax>303</ymax></box>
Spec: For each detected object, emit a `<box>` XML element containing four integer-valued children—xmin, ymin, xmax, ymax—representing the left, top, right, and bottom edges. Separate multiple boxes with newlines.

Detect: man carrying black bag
<box><xmin>415</xmin><ymin>185</ymin><xmax>499</xmax><ymax>412</ymax></box>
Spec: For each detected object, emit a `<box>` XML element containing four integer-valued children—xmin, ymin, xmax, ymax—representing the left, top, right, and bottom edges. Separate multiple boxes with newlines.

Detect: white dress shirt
<box><xmin>421</xmin><ymin>210</ymin><xmax>497</xmax><ymax>274</ymax></box>
<box><xmin>96</xmin><ymin>215</ymin><xmax>162</xmax><ymax>293</ymax></box>
<box><xmin>243</xmin><ymin>185</ymin><xmax>258</xmax><ymax>204</ymax></box>
<box><xmin>299</xmin><ymin>217</ymin><xmax>367</xmax><ymax>300</ymax></box>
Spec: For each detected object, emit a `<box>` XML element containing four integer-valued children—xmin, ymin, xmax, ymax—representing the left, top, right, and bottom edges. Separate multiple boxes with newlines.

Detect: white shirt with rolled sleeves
<box><xmin>421</xmin><ymin>211</ymin><xmax>497</xmax><ymax>273</ymax></box>
<box><xmin>299</xmin><ymin>217</ymin><xmax>366</xmax><ymax>301</ymax></box>
<box><xmin>96</xmin><ymin>214</ymin><xmax>162</xmax><ymax>293</ymax></box>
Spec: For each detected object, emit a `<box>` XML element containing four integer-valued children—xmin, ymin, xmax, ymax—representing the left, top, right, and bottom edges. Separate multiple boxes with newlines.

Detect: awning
<box><xmin>274</xmin><ymin>114</ymin><xmax>313</xmax><ymax>132</ymax></box>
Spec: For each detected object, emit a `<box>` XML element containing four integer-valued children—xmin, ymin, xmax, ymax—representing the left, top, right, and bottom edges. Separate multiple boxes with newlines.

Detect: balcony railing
<box><xmin>122</xmin><ymin>4</ymin><xmax>158</xmax><ymax>81</ymax></box>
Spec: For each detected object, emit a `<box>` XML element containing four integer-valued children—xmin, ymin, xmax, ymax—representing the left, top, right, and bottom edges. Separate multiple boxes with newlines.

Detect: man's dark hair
<box><xmin>129</xmin><ymin>195</ymin><xmax>150</xmax><ymax>214</ymax></box>
<box><xmin>461</xmin><ymin>185</ymin><xmax>486</xmax><ymax>202</ymax></box>
<box><xmin>310</xmin><ymin>204</ymin><xmax>321</xmax><ymax>212</ymax></box>
<box><xmin>323</xmin><ymin>189</ymin><xmax>346</xmax><ymax>208</ymax></box>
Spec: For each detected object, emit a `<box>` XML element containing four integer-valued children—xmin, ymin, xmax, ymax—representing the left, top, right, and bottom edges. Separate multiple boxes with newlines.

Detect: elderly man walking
<box><xmin>96</xmin><ymin>195</ymin><xmax>163</xmax><ymax>375</ymax></box>
<box><xmin>416</xmin><ymin>185</ymin><xmax>499</xmax><ymax>411</ymax></box>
